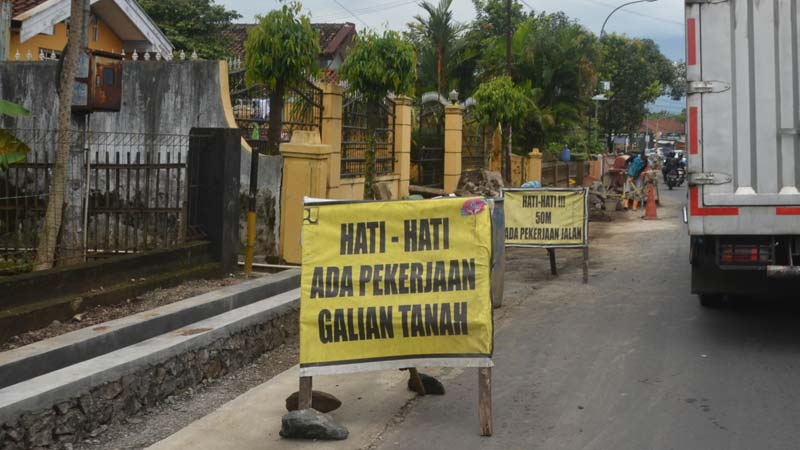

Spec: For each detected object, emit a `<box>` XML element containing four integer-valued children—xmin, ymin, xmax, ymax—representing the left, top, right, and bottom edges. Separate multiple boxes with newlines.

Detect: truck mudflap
<box><xmin>766</xmin><ymin>266</ymin><xmax>800</xmax><ymax>279</ymax></box>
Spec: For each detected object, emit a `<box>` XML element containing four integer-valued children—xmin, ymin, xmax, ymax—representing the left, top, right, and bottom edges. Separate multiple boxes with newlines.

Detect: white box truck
<box><xmin>687</xmin><ymin>0</ymin><xmax>800</xmax><ymax>306</ymax></box>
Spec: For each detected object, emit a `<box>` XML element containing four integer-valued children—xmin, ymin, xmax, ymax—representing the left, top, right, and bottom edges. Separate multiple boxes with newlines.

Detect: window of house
<box><xmin>93</xmin><ymin>16</ymin><xmax>99</xmax><ymax>42</ymax></box>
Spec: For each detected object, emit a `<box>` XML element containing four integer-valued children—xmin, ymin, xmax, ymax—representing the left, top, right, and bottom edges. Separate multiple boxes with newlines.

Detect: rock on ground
<box><xmin>279</xmin><ymin>409</ymin><xmax>349</xmax><ymax>440</ymax></box>
<box><xmin>456</xmin><ymin>170</ymin><xmax>504</xmax><ymax>198</ymax></box>
<box><xmin>285</xmin><ymin>390</ymin><xmax>342</xmax><ymax>413</ymax></box>
<box><xmin>407</xmin><ymin>372</ymin><xmax>446</xmax><ymax>395</ymax></box>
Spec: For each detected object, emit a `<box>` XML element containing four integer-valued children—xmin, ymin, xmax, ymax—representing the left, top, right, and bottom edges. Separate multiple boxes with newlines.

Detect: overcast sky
<box><xmin>217</xmin><ymin>0</ymin><xmax>686</xmax><ymax>112</ymax></box>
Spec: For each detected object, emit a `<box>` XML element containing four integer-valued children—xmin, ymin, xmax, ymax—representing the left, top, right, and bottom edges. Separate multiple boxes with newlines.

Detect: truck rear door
<box><xmin>688</xmin><ymin>0</ymin><xmax>800</xmax><ymax>208</ymax></box>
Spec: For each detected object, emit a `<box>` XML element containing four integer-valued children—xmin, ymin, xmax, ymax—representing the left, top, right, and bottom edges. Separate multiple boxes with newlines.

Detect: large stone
<box><xmin>279</xmin><ymin>409</ymin><xmax>348</xmax><ymax>440</ymax></box>
<box><xmin>407</xmin><ymin>372</ymin><xmax>446</xmax><ymax>395</ymax></box>
<box><xmin>95</xmin><ymin>381</ymin><xmax>123</xmax><ymax>400</ymax></box>
<box><xmin>285</xmin><ymin>391</ymin><xmax>342</xmax><ymax>413</ymax></box>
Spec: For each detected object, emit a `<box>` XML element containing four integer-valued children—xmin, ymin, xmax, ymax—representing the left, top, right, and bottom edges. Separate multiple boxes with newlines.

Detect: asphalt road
<box><xmin>374</xmin><ymin>186</ymin><xmax>800</xmax><ymax>450</ymax></box>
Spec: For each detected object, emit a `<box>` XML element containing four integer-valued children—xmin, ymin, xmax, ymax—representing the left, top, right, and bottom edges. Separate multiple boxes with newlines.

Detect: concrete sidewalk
<box><xmin>147</xmin><ymin>364</ymin><xmax>466</xmax><ymax>450</ymax></box>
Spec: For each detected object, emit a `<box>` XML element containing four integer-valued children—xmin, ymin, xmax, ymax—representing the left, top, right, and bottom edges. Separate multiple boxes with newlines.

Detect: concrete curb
<box><xmin>0</xmin><ymin>288</ymin><xmax>300</xmax><ymax>426</ymax></box>
<box><xmin>0</xmin><ymin>269</ymin><xmax>300</xmax><ymax>390</ymax></box>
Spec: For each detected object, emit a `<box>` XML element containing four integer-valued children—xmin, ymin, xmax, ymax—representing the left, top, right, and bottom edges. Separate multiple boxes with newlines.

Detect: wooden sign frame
<box><xmin>295</xmin><ymin>197</ymin><xmax>497</xmax><ymax>436</ymax></box>
<box><xmin>502</xmin><ymin>187</ymin><xmax>590</xmax><ymax>284</ymax></box>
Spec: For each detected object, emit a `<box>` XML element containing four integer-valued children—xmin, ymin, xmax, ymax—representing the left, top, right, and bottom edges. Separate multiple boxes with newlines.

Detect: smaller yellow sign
<box><xmin>503</xmin><ymin>188</ymin><xmax>588</xmax><ymax>247</ymax></box>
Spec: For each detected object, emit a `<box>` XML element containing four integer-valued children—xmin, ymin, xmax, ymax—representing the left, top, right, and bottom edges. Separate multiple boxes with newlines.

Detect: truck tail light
<box><xmin>718</xmin><ymin>242</ymin><xmax>772</xmax><ymax>266</ymax></box>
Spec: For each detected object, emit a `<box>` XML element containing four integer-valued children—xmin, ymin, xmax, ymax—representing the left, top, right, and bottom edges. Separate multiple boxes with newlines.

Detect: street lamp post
<box><xmin>600</xmin><ymin>0</ymin><xmax>658</xmax><ymax>37</ymax></box>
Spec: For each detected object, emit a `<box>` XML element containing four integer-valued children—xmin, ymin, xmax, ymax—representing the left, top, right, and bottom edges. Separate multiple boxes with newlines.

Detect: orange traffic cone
<box><xmin>643</xmin><ymin>182</ymin><xmax>658</xmax><ymax>220</ymax></box>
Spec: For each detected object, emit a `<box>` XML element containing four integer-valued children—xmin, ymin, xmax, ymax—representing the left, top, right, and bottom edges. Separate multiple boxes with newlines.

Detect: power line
<box><xmin>312</xmin><ymin>0</ymin><xmax>418</xmax><ymax>23</ymax></box>
<box><xmin>332</xmin><ymin>0</ymin><xmax>372</xmax><ymax>28</ymax></box>
<box><xmin>577</xmin><ymin>0</ymin><xmax>684</xmax><ymax>28</ymax></box>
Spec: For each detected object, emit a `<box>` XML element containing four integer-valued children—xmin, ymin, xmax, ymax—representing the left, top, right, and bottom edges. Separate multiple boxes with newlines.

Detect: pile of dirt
<box><xmin>455</xmin><ymin>170</ymin><xmax>504</xmax><ymax>197</ymax></box>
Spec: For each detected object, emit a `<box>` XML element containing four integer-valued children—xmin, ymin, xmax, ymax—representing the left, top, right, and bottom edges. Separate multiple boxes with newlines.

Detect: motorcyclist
<box><xmin>663</xmin><ymin>150</ymin><xmax>679</xmax><ymax>182</ymax></box>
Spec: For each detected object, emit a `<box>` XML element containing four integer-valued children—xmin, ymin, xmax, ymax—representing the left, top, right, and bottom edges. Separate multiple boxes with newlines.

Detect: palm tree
<box><xmin>412</xmin><ymin>0</ymin><xmax>466</xmax><ymax>93</ymax></box>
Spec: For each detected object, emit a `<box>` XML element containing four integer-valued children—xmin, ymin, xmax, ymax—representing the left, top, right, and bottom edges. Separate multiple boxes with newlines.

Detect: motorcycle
<box><xmin>665</xmin><ymin>166</ymin><xmax>686</xmax><ymax>189</ymax></box>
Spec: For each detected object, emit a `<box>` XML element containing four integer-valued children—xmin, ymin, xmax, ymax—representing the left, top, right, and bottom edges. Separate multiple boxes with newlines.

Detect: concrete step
<box><xmin>0</xmin><ymin>262</ymin><xmax>223</xmax><ymax>343</ymax></box>
<box><xmin>0</xmin><ymin>287</ymin><xmax>300</xmax><ymax>430</ymax></box>
<box><xmin>0</xmin><ymin>269</ymin><xmax>300</xmax><ymax>389</ymax></box>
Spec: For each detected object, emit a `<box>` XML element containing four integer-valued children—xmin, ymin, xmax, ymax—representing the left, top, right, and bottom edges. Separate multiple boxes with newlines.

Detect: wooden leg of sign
<box><xmin>408</xmin><ymin>368</ymin><xmax>426</xmax><ymax>396</ymax></box>
<box><xmin>298</xmin><ymin>376</ymin><xmax>313</xmax><ymax>410</ymax></box>
<box><xmin>547</xmin><ymin>249</ymin><xmax>558</xmax><ymax>276</ymax></box>
<box><xmin>478</xmin><ymin>367</ymin><xmax>493</xmax><ymax>436</ymax></box>
<box><xmin>582</xmin><ymin>247</ymin><xmax>589</xmax><ymax>284</ymax></box>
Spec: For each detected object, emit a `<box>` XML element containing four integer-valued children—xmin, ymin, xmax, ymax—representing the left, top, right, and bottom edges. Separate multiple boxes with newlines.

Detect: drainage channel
<box><xmin>0</xmin><ymin>270</ymin><xmax>301</xmax><ymax>447</ymax></box>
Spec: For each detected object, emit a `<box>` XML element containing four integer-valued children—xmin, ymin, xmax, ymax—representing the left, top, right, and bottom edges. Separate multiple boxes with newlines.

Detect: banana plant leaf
<box><xmin>0</xmin><ymin>99</ymin><xmax>31</xmax><ymax>118</ymax></box>
<box><xmin>0</xmin><ymin>129</ymin><xmax>31</xmax><ymax>170</ymax></box>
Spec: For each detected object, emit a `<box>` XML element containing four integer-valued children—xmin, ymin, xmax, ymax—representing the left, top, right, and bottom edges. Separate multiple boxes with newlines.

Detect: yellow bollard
<box><xmin>244</xmin><ymin>211</ymin><xmax>256</xmax><ymax>275</ymax></box>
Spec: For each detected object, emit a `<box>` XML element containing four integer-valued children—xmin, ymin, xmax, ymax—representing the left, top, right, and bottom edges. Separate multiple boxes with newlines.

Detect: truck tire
<box><xmin>699</xmin><ymin>293</ymin><xmax>725</xmax><ymax>308</ymax></box>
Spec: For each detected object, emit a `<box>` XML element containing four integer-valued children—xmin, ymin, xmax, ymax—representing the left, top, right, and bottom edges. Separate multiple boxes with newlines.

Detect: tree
<box><xmin>35</xmin><ymin>0</ymin><xmax>87</xmax><ymax>271</ymax></box>
<box><xmin>598</xmin><ymin>34</ymin><xmax>675</xmax><ymax>151</ymax></box>
<box><xmin>472</xmin><ymin>0</ymin><xmax>525</xmax><ymax>42</ymax></box>
<box><xmin>408</xmin><ymin>0</ymin><xmax>466</xmax><ymax>93</ymax></box>
<box><xmin>339</xmin><ymin>30</ymin><xmax>416</xmax><ymax>199</ymax></box>
<box><xmin>240</xmin><ymin>2</ymin><xmax>318</xmax><ymax>273</ymax></box>
<box><xmin>138</xmin><ymin>0</ymin><xmax>240</xmax><ymax>60</ymax></box>
<box><xmin>472</xmin><ymin>76</ymin><xmax>529</xmax><ymax>181</ymax></box>
<box><xmin>243</xmin><ymin>2</ymin><xmax>319</xmax><ymax>154</ymax></box>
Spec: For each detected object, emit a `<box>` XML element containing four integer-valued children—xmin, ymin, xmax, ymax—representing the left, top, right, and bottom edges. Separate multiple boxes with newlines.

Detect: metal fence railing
<box><xmin>0</xmin><ymin>129</ymin><xmax>196</xmax><ymax>274</ymax></box>
<box><xmin>462</xmin><ymin>103</ymin><xmax>487</xmax><ymax>172</ymax></box>
<box><xmin>341</xmin><ymin>91</ymin><xmax>396</xmax><ymax>178</ymax></box>
<box><xmin>229</xmin><ymin>70</ymin><xmax>323</xmax><ymax>155</ymax></box>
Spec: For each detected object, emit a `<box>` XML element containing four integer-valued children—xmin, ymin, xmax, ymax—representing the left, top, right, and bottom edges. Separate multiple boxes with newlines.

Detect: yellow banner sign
<box><xmin>504</xmin><ymin>188</ymin><xmax>588</xmax><ymax>247</ymax></box>
<box><xmin>299</xmin><ymin>197</ymin><xmax>494</xmax><ymax>375</ymax></box>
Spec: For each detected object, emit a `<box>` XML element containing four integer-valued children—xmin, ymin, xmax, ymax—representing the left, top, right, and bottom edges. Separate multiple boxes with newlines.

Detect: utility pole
<box><xmin>504</xmin><ymin>0</ymin><xmax>513</xmax><ymax>183</ymax></box>
<box><xmin>0</xmin><ymin>0</ymin><xmax>11</xmax><ymax>61</ymax></box>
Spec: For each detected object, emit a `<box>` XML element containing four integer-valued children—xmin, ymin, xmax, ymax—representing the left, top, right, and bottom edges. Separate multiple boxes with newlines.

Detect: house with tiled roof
<box><xmin>6</xmin><ymin>0</ymin><xmax>172</xmax><ymax>60</ymax></box>
<box><xmin>223</xmin><ymin>22</ymin><xmax>356</xmax><ymax>71</ymax></box>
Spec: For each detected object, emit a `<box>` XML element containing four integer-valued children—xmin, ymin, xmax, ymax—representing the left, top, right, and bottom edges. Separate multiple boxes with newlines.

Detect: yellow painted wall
<box><xmin>10</xmin><ymin>16</ymin><xmax>123</xmax><ymax>60</ymax></box>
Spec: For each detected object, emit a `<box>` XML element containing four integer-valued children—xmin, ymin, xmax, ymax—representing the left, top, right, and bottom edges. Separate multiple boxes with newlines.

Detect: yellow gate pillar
<box><xmin>319</xmin><ymin>82</ymin><xmax>344</xmax><ymax>198</ymax></box>
<box><xmin>279</xmin><ymin>131</ymin><xmax>331</xmax><ymax>264</ymax></box>
<box><xmin>444</xmin><ymin>104</ymin><xmax>463</xmax><ymax>193</ymax></box>
<box><xmin>526</xmin><ymin>148</ymin><xmax>543</xmax><ymax>183</ymax></box>
<box><xmin>394</xmin><ymin>96</ymin><xmax>413</xmax><ymax>198</ymax></box>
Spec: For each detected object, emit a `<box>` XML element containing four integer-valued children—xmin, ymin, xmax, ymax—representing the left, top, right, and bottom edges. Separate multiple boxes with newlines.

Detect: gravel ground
<box><xmin>76</xmin><ymin>340</ymin><xmax>299</xmax><ymax>450</ymax></box>
<box><xmin>0</xmin><ymin>273</ymin><xmax>261</xmax><ymax>351</ymax></box>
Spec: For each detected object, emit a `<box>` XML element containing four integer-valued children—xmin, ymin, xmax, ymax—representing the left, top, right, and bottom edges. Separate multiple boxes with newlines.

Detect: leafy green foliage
<box><xmin>243</xmin><ymin>2</ymin><xmax>319</xmax><ymax>153</ymax></box>
<box><xmin>243</xmin><ymin>2</ymin><xmax>320</xmax><ymax>90</ymax></box>
<box><xmin>0</xmin><ymin>100</ymin><xmax>31</xmax><ymax>169</ymax></box>
<box><xmin>473</xmin><ymin>76</ymin><xmax>529</xmax><ymax>128</ymax></box>
<box><xmin>339</xmin><ymin>30</ymin><xmax>416</xmax><ymax>199</ymax></box>
<box><xmin>339</xmin><ymin>30</ymin><xmax>417</xmax><ymax>103</ymax></box>
<box><xmin>598</xmin><ymin>34</ymin><xmax>676</xmax><ymax>147</ymax></box>
<box><xmin>472</xmin><ymin>0</ymin><xmax>525</xmax><ymax>41</ymax></box>
<box><xmin>471</xmin><ymin>11</ymin><xmax>599</xmax><ymax>152</ymax></box>
<box><xmin>137</xmin><ymin>0</ymin><xmax>241</xmax><ymax>60</ymax></box>
<box><xmin>0</xmin><ymin>99</ymin><xmax>32</xmax><ymax>118</ymax></box>
<box><xmin>407</xmin><ymin>0</ymin><xmax>467</xmax><ymax>93</ymax></box>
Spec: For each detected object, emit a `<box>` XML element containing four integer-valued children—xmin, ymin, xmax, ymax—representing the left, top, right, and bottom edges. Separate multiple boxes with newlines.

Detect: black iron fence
<box><xmin>412</xmin><ymin>93</ymin><xmax>446</xmax><ymax>187</ymax></box>
<box><xmin>229</xmin><ymin>70</ymin><xmax>323</xmax><ymax>155</ymax></box>
<box><xmin>341</xmin><ymin>91</ymin><xmax>396</xmax><ymax>178</ymax></box>
<box><xmin>0</xmin><ymin>129</ymin><xmax>197</xmax><ymax>274</ymax></box>
<box><xmin>462</xmin><ymin>102</ymin><xmax>487</xmax><ymax>172</ymax></box>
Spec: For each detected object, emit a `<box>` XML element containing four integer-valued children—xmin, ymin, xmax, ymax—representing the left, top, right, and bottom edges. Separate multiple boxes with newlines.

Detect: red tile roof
<box><xmin>12</xmin><ymin>0</ymin><xmax>50</xmax><ymax>18</ymax></box>
<box><xmin>222</xmin><ymin>22</ymin><xmax>356</xmax><ymax>60</ymax></box>
<box><xmin>221</xmin><ymin>24</ymin><xmax>252</xmax><ymax>60</ymax></box>
<box><xmin>641</xmin><ymin>118</ymin><xmax>686</xmax><ymax>135</ymax></box>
